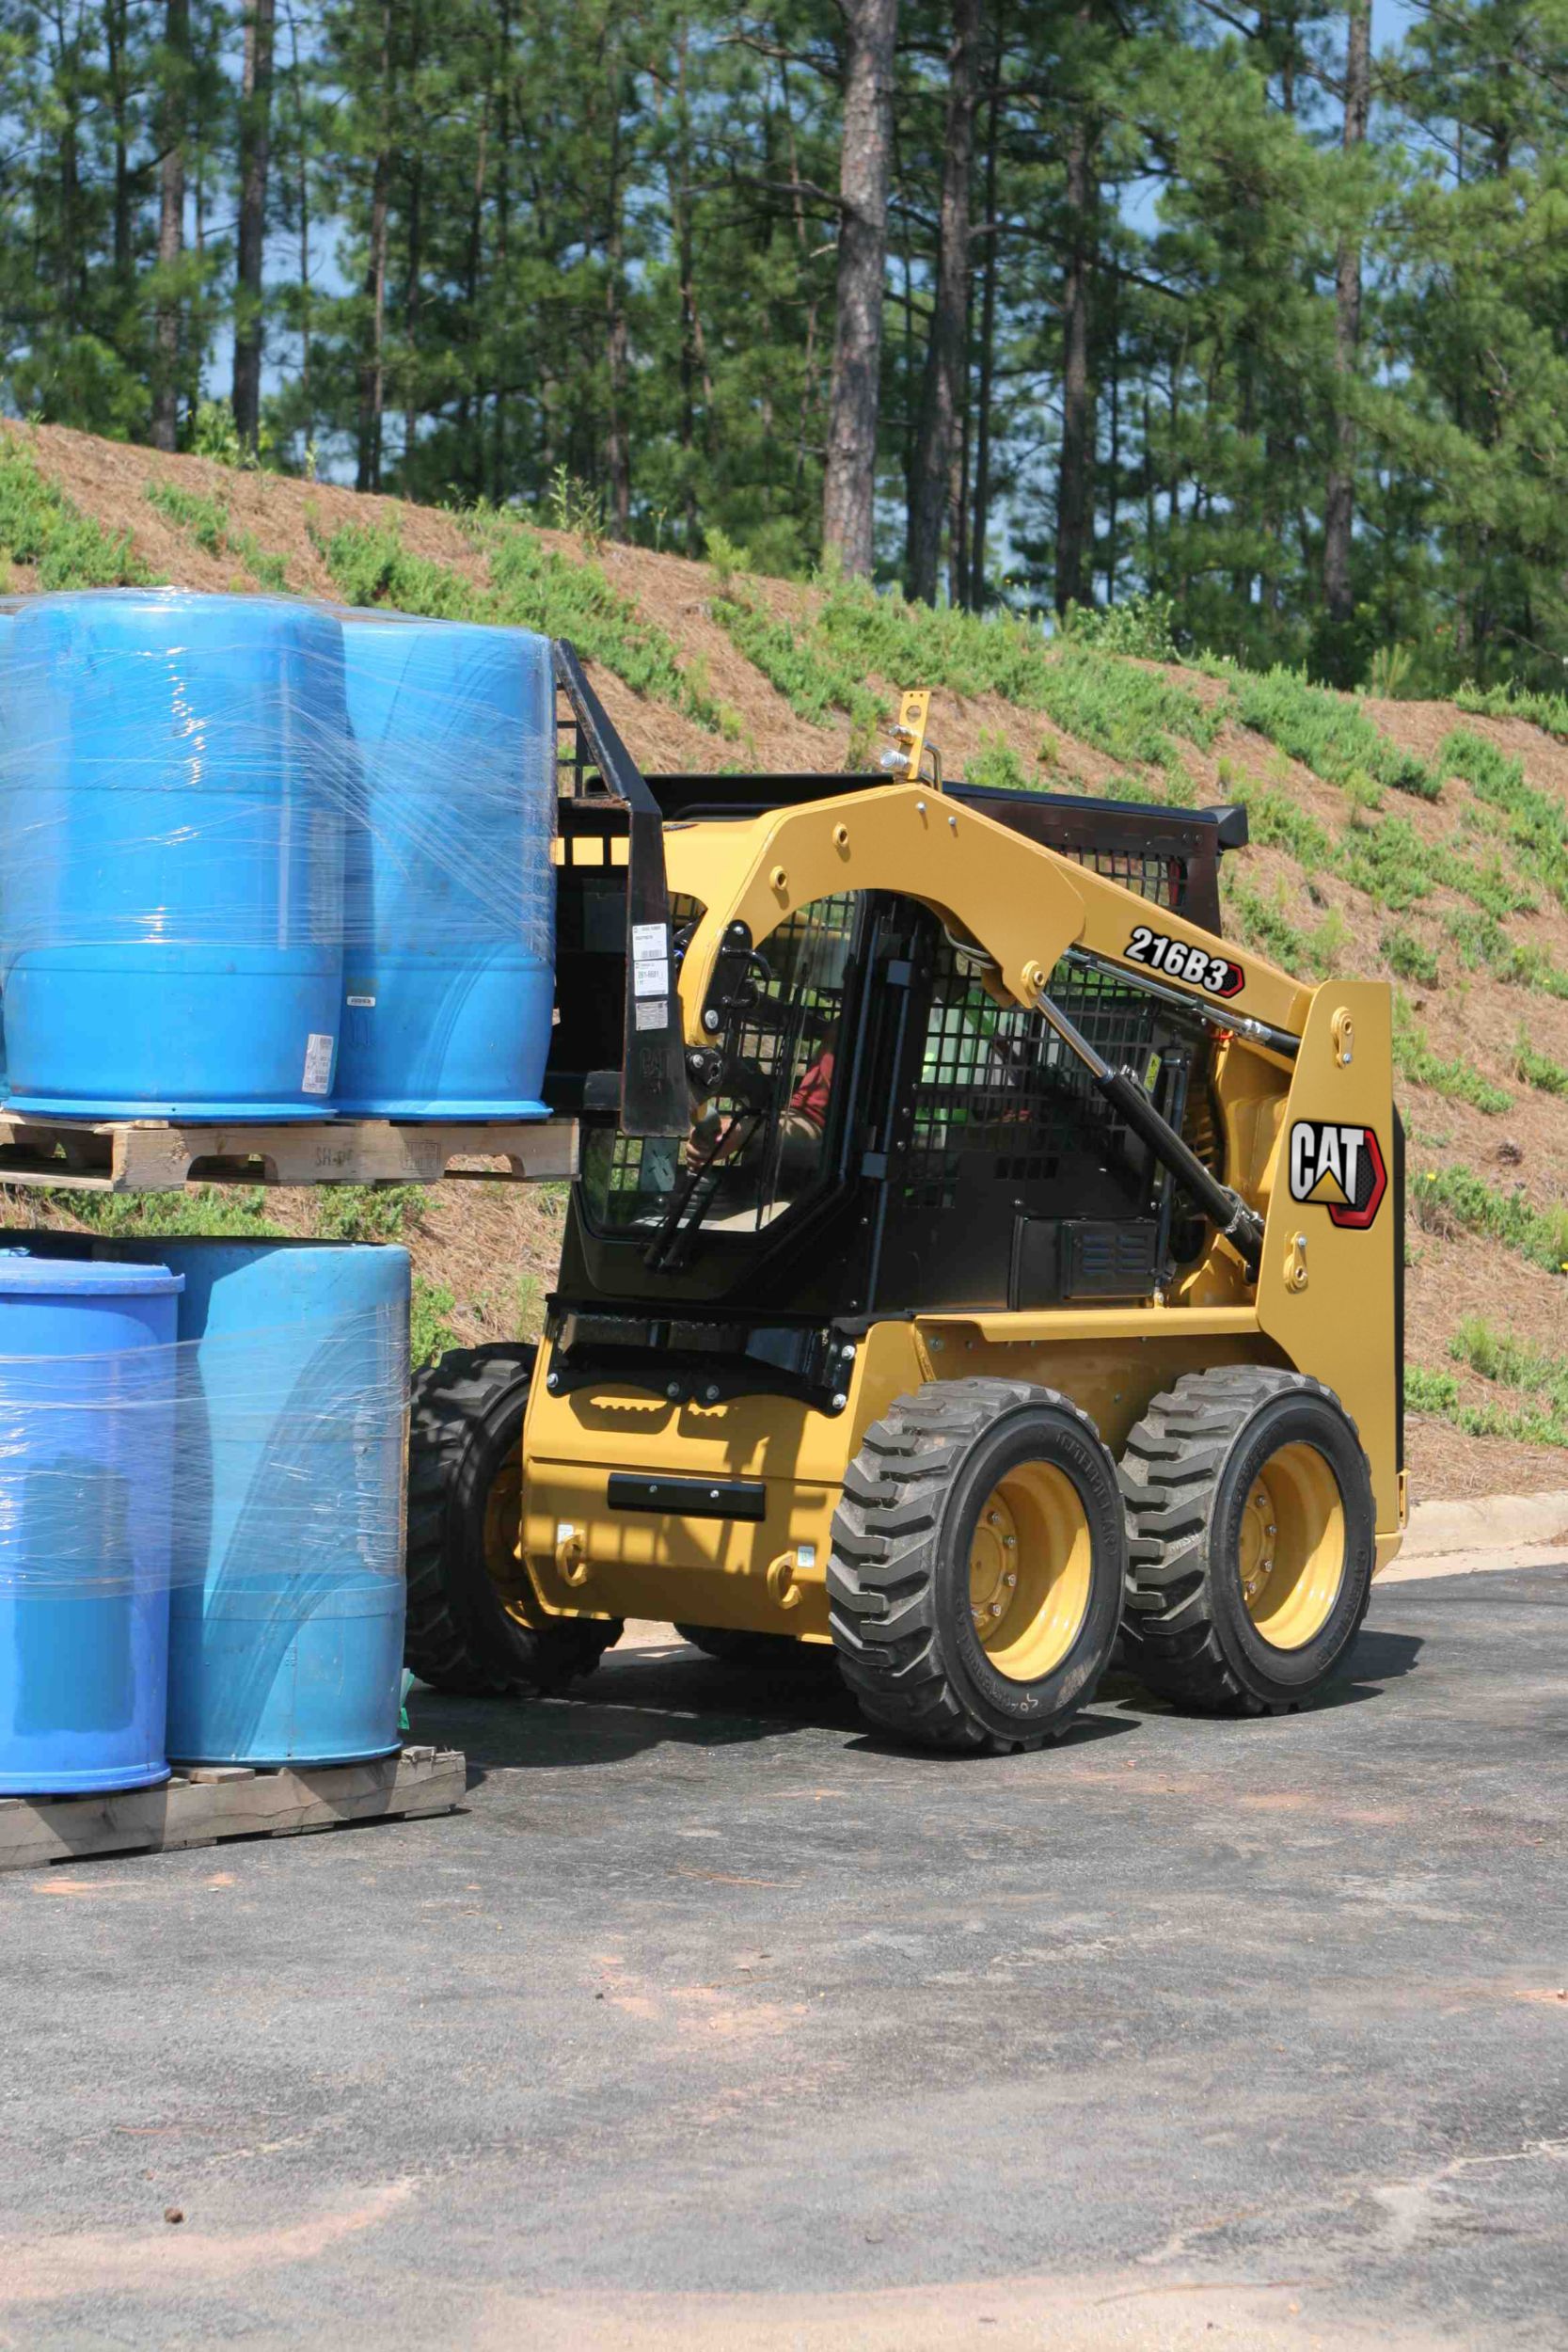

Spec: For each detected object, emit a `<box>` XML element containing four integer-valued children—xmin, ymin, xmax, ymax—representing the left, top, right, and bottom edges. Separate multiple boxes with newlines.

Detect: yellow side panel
<box><xmin>911</xmin><ymin>1325</ymin><xmax>1285</xmax><ymax>1458</ymax></box>
<box><xmin>1255</xmin><ymin>979</ymin><xmax>1402</xmax><ymax>1557</ymax></box>
<box><xmin>518</xmin><ymin>1322</ymin><xmax>927</xmax><ymax>1637</ymax></box>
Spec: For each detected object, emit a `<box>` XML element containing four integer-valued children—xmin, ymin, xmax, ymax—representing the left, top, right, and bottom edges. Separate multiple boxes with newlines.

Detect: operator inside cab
<box><xmin>687</xmin><ymin>1021</ymin><xmax>839</xmax><ymax>1194</ymax></box>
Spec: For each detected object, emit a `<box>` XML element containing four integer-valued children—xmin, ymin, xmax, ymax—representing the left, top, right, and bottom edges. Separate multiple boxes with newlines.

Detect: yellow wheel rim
<box><xmin>482</xmin><ymin>1434</ymin><xmax>533</xmax><ymax>1628</ymax></box>
<box><xmin>968</xmin><ymin>1461</ymin><xmax>1093</xmax><ymax>1683</ymax></box>
<box><xmin>1237</xmin><ymin>1441</ymin><xmax>1346</xmax><ymax>1651</ymax></box>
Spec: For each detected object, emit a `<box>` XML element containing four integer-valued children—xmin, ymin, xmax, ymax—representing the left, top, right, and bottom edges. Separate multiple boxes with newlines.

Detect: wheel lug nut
<box><xmin>1005</xmin><ymin>1572</ymin><xmax>1017</xmax><ymax>1588</ymax></box>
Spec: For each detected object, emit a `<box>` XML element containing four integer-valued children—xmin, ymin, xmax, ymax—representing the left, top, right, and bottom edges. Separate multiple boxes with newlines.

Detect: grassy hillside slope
<box><xmin>3</xmin><ymin>420</ymin><xmax>1567</xmax><ymax>1505</ymax></box>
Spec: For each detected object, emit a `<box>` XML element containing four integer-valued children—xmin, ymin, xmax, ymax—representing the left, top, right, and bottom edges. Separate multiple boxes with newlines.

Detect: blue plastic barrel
<box><xmin>336</xmin><ymin>617</ymin><xmax>555</xmax><ymax>1117</ymax></box>
<box><xmin>0</xmin><ymin>603</ymin><xmax>14</xmax><ymax>1097</ymax></box>
<box><xmin>0</xmin><ymin>590</ymin><xmax>349</xmax><ymax>1119</ymax></box>
<box><xmin>110</xmin><ymin>1240</ymin><xmax>410</xmax><ymax>1768</ymax></box>
<box><xmin>0</xmin><ymin>1256</ymin><xmax>182</xmax><ymax>1796</ymax></box>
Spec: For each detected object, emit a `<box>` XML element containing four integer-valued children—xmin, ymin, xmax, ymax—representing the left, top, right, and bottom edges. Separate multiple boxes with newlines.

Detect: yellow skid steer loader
<box><xmin>404</xmin><ymin>653</ymin><xmax>1403</xmax><ymax>1755</ymax></box>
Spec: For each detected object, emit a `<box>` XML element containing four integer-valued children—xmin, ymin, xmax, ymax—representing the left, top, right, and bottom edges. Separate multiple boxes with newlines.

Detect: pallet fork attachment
<box><xmin>551</xmin><ymin>640</ymin><xmax>689</xmax><ymax>1138</ymax></box>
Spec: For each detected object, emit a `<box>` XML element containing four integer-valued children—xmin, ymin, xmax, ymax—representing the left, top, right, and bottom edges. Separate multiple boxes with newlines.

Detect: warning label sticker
<box><xmin>302</xmin><ymin>1033</ymin><xmax>335</xmax><ymax>1095</ymax></box>
<box><xmin>633</xmin><ymin>956</ymin><xmax>670</xmax><ymax>998</ymax></box>
<box><xmin>634</xmin><ymin>998</ymin><xmax>668</xmax><ymax>1031</ymax></box>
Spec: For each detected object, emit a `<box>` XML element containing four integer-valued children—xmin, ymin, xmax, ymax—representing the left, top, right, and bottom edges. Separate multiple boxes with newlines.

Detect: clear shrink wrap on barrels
<box><xmin>336</xmin><ymin>615</ymin><xmax>556</xmax><ymax>1117</ymax></box>
<box><xmin>107</xmin><ymin>1239</ymin><xmax>411</xmax><ymax>1769</ymax></box>
<box><xmin>0</xmin><ymin>590</ymin><xmax>560</xmax><ymax>1123</ymax></box>
<box><xmin>0</xmin><ymin>590</ymin><xmax>352</xmax><ymax>1118</ymax></box>
<box><xmin>0</xmin><ymin>1255</ymin><xmax>183</xmax><ymax>1796</ymax></box>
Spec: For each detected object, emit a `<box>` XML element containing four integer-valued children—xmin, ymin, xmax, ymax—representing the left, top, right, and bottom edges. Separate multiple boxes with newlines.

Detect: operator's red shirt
<box><xmin>789</xmin><ymin>1049</ymin><xmax>835</xmax><ymax>1128</ymax></box>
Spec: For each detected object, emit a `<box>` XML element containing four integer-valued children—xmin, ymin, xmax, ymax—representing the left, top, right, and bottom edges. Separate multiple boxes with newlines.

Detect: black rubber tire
<box><xmin>404</xmin><ymin>1343</ymin><xmax>622</xmax><ymax>1696</ymax></box>
<box><xmin>827</xmin><ymin>1377</ymin><xmax>1125</xmax><ymax>1755</ymax></box>
<box><xmin>1119</xmin><ymin>1366</ymin><xmax>1375</xmax><ymax>1716</ymax></box>
<box><xmin>674</xmin><ymin>1624</ymin><xmax>840</xmax><ymax>1673</ymax></box>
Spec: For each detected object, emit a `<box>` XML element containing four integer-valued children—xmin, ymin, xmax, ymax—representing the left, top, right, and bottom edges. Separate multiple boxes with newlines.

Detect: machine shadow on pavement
<box><xmin>416</xmin><ymin>1618</ymin><xmax>1422</xmax><ymax>1784</ymax></box>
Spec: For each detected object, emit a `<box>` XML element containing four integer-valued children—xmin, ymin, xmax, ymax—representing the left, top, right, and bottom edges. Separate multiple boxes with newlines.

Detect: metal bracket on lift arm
<box><xmin>1030</xmin><ymin>980</ymin><xmax>1268</xmax><ymax>1279</ymax></box>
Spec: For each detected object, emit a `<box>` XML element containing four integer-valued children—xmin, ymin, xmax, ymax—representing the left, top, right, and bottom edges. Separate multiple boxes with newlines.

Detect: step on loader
<box><xmin>405</xmin><ymin>651</ymin><xmax>1404</xmax><ymax>1754</ymax></box>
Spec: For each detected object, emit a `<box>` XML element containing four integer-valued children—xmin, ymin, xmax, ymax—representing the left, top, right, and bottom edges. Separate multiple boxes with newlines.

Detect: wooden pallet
<box><xmin>0</xmin><ymin>1111</ymin><xmax>578</xmax><ymax>1193</ymax></box>
<box><xmin>0</xmin><ymin>1744</ymin><xmax>467</xmax><ymax>1871</ymax></box>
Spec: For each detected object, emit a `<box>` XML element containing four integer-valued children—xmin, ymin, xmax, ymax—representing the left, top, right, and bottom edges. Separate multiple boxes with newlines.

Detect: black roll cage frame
<box><xmin>549</xmin><ymin>637</ymin><xmax>1250</xmax><ymax>1144</ymax></box>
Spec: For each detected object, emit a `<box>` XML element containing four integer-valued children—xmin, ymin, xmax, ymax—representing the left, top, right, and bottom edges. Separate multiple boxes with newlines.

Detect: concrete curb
<box><xmin>1402</xmin><ymin>1489</ymin><xmax>1568</xmax><ymax>1559</ymax></box>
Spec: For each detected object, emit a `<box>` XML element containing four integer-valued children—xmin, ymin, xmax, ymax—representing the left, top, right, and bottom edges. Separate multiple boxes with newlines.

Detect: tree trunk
<box><xmin>355</xmin><ymin>3</ymin><xmax>393</xmax><ymax>494</ymax></box>
<box><xmin>104</xmin><ymin>0</ymin><xmax>133</xmax><ymax>290</ymax></box>
<box><xmin>821</xmin><ymin>0</ymin><xmax>898</xmax><ymax>577</ymax></box>
<box><xmin>1053</xmin><ymin>32</ymin><xmax>1099</xmax><ymax>617</ymax></box>
<box><xmin>1322</xmin><ymin>0</ymin><xmax>1370</xmax><ymax>625</ymax></box>
<box><xmin>603</xmin><ymin>40</ymin><xmax>631</xmax><ymax>541</ymax></box>
<box><xmin>454</xmin><ymin>102</ymin><xmax>488</xmax><ymax>481</ymax></box>
<box><xmin>404</xmin><ymin>144</ymin><xmax>422</xmax><ymax>480</ymax></box>
<box><xmin>151</xmin><ymin>0</ymin><xmax>189</xmax><ymax>452</ymax></box>
<box><xmin>968</xmin><ymin>1</ymin><xmax>1004</xmax><ymax>610</ymax></box>
<box><xmin>401</xmin><ymin>0</ymin><xmax>426</xmax><ymax>484</ymax></box>
<box><xmin>232</xmin><ymin>0</ymin><xmax>277</xmax><ymax>450</ymax></box>
<box><xmin>782</xmin><ymin>56</ymin><xmax>822</xmax><ymax>495</ymax></box>
<box><xmin>57</xmin><ymin>20</ymin><xmax>82</xmax><ymax>332</ymax></box>
<box><xmin>289</xmin><ymin>2</ymin><xmax>312</xmax><ymax>466</ymax></box>
<box><xmin>908</xmin><ymin>0</ymin><xmax>980</xmax><ymax>603</ymax></box>
<box><xmin>490</xmin><ymin>0</ymin><xmax>511</xmax><ymax>501</ymax></box>
<box><xmin>1104</xmin><ymin>276</ymin><xmax>1118</xmax><ymax>603</ymax></box>
<box><xmin>948</xmin><ymin>315</ymin><xmax>971</xmax><ymax>606</ymax></box>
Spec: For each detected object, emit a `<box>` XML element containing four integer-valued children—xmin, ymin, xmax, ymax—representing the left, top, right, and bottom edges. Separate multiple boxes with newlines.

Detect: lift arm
<box><xmin>667</xmin><ymin>780</ymin><xmax>1299</xmax><ymax>1269</ymax></box>
<box><xmin>669</xmin><ymin>778</ymin><xmax>1309</xmax><ymax>1046</ymax></box>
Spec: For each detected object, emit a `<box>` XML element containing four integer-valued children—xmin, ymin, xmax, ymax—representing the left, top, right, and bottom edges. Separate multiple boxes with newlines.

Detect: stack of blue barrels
<box><xmin>0</xmin><ymin>589</ymin><xmax>557</xmax><ymax>1123</ymax></box>
<box><xmin>0</xmin><ymin>586</ymin><xmax>558</xmax><ymax>1798</ymax></box>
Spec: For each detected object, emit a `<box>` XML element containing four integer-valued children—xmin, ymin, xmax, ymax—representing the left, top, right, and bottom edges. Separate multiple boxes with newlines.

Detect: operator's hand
<box><xmin>686</xmin><ymin>1112</ymin><xmax>745</xmax><ymax>1170</ymax></box>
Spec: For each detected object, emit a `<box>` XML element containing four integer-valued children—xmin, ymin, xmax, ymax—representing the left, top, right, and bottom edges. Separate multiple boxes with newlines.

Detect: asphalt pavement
<box><xmin>2</xmin><ymin>1555</ymin><xmax>1565</xmax><ymax>2351</ymax></box>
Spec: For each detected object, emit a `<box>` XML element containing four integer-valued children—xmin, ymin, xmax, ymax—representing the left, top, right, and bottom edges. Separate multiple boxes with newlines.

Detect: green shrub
<box><xmin>1055</xmin><ymin>592</ymin><xmax>1179</xmax><ymax>662</ymax></box>
<box><xmin>1231</xmin><ymin>666</ymin><xmax>1438</xmax><ymax>798</ymax></box>
<box><xmin>1382</xmin><ymin>926</ymin><xmax>1440</xmax><ymax>985</ymax></box>
<box><xmin>0</xmin><ymin>432</ymin><xmax>151</xmax><ymax>588</ymax></box>
<box><xmin>142</xmin><ymin>480</ymin><xmax>291</xmax><ymax>594</ymax></box>
<box><xmin>1221</xmin><ymin>877</ymin><xmax>1309</xmax><ymax>973</ymax></box>
<box><xmin>316</xmin><ymin>518</ymin><xmax>482</xmax><ymax>619</ymax></box>
<box><xmin>313</xmin><ymin>1184</ymin><xmax>425</xmax><ymax>1243</ymax></box>
<box><xmin>708</xmin><ymin>580</ymin><xmax>880</xmax><ymax>733</ymax></box>
<box><xmin>1513</xmin><ymin>1032</ymin><xmax>1568</xmax><ymax>1095</ymax></box>
<box><xmin>1390</xmin><ymin>997</ymin><xmax>1510</xmax><ymax>1113</ymax></box>
<box><xmin>1406</xmin><ymin>1364</ymin><xmax>1463</xmax><ymax>1416</ymax></box>
<box><xmin>319</xmin><ymin>510</ymin><xmax>721</xmax><ymax>729</ymax></box>
<box><xmin>964</xmin><ymin>729</ymin><xmax>1033</xmax><ymax>792</ymax></box>
<box><xmin>1454</xmin><ymin>680</ymin><xmax>1568</xmax><ymax>740</ymax></box>
<box><xmin>707</xmin><ymin>569</ymin><xmax>1219</xmax><ymax>771</ymax></box>
<box><xmin>189</xmin><ymin>397</ymin><xmax>244</xmax><ymax>467</ymax></box>
<box><xmin>1439</xmin><ymin>727</ymin><xmax>1568</xmax><ymax>911</ymax></box>
<box><xmin>145</xmin><ymin>479</ymin><xmax>230</xmax><ymax>555</ymax></box>
<box><xmin>477</xmin><ymin>508</ymin><xmax>721</xmax><ymax>727</ymax></box>
<box><xmin>1404</xmin><ymin>1317</ymin><xmax>1568</xmax><ymax>1448</ymax></box>
<box><xmin>53</xmin><ymin>1184</ymin><xmax>283</xmax><ymax>1238</ymax></box>
<box><xmin>1338</xmin><ymin>815</ymin><xmax>1435</xmax><ymax>909</ymax></box>
<box><xmin>231</xmin><ymin>529</ymin><xmax>289</xmax><ymax>593</ymax></box>
<box><xmin>1229</xmin><ymin>783</ymin><xmax>1336</xmax><ymax>872</ymax></box>
<box><xmin>1449</xmin><ymin>1316</ymin><xmax>1568</xmax><ymax>1407</ymax></box>
<box><xmin>1409</xmin><ymin>1164</ymin><xmax>1568</xmax><ymax>1274</ymax></box>
<box><xmin>1443</xmin><ymin>910</ymin><xmax>1568</xmax><ymax>998</ymax></box>
<box><xmin>411</xmin><ymin>1275</ymin><xmax>460</xmax><ymax>1366</ymax></box>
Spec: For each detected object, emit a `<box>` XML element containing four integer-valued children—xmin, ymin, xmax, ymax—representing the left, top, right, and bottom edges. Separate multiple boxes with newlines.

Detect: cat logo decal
<box><xmin>1288</xmin><ymin>1121</ymin><xmax>1387</xmax><ymax>1230</ymax></box>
